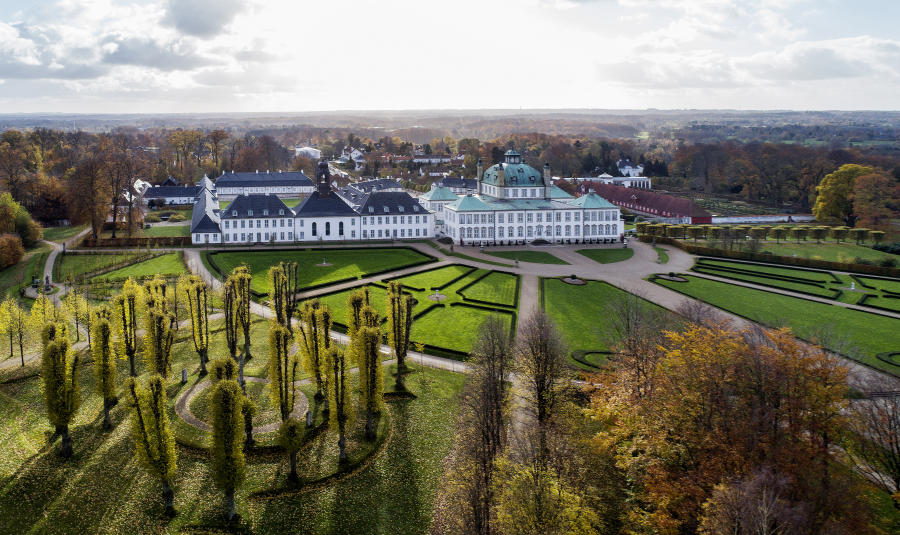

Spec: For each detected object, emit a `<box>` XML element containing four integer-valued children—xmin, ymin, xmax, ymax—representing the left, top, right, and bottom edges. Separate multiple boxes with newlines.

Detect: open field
<box><xmin>90</xmin><ymin>253</ymin><xmax>186</xmax><ymax>281</ymax></box>
<box><xmin>652</xmin><ymin>274</ymin><xmax>900</xmax><ymax>374</ymax></box>
<box><xmin>485</xmin><ymin>250</ymin><xmax>569</xmax><ymax>265</ymax></box>
<box><xmin>575</xmin><ymin>247</ymin><xmax>634</xmax><ymax>264</ymax></box>
<box><xmin>207</xmin><ymin>248</ymin><xmax>434</xmax><ymax>294</ymax></box>
<box><xmin>0</xmin><ymin>311</ymin><xmax>465</xmax><ymax>533</ymax></box>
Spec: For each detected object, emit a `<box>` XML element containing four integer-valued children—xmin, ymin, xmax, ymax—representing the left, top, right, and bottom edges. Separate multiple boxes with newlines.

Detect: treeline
<box><xmin>432</xmin><ymin>299</ymin><xmax>900</xmax><ymax>534</ymax></box>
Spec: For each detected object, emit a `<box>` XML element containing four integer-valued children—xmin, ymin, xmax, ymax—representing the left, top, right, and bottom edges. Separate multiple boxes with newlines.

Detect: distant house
<box><xmin>293</xmin><ymin>146</ymin><xmax>322</xmax><ymax>159</ymax></box>
<box><xmin>617</xmin><ymin>158</ymin><xmax>644</xmax><ymax>178</ymax></box>
<box><xmin>220</xmin><ymin>194</ymin><xmax>294</xmax><ymax>244</ymax></box>
<box><xmin>143</xmin><ymin>185</ymin><xmax>202</xmax><ymax>206</ymax></box>
<box><xmin>433</xmin><ymin>176</ymin><xmax>478</xmax><ymax>195</ymax></box>
<box><xmin>190</xmin><ymin>187</ymin><xmax>222</xmax><ymax>244</ymax></box>
<box><xmin>294</xmin><ymin>172</ymin><xmax>360</xmax><ymax>242</ymax></box>
<box><xmin>591</xmin><ymin>173</ymin><xmax>651</xmax><ymax>189</ymax></box>
<box><xmin>413</xmin><ymin>154</ymin><xmax>452</xmax><ymax>164</ymax></box>
<box><xmin>214</xmin><ymin>170</ymin><xmax>314</xmax><ymax>198</ymax></box>
<box><xmin>583</xmin><ymin>182</ymin><xmax>711</xmax><ymax>224</ymax></box>
<box><xmin>357</xmin><ymin>191</ymin><xmax>432</xmax><ymax>240</ymax></box>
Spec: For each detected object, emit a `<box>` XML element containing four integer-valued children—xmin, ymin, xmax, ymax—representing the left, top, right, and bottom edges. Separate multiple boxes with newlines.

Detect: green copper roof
<box><xmin>446</xmin><ymin>194</ymin><xmax>495</xmax><ymax>212</ymax></box>
<box><xmin>566</xmin><ymin>192</ymin><xmax>617</xmax><ymax>209</ymax></box>
<box><xmin>421</xmin><ymin>186</ymin><xmax>459</xmax><ymax>202</ymax></box>
<box><xmin>481</xmin><ymin>162</ymin><xmax>545</xmax><ymax>188</ymax></box>
<box><xmin>550</xmin><ymin>185</ymin><xmax>573</xmax><ymax>199</ymax></box>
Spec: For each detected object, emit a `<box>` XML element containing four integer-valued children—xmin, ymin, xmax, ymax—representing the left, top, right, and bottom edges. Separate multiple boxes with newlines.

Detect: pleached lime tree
<box><xmin>127</xmin><ymin>375</ymin><xmax>177</xmax><ymax>517</ymax></box>
<box><xmin>42</xmin><ymin>327</ymin><xmax>80</xmax><ymax>458</ymax></box>
<box><xmin>30</xmin><ymin>293</ymin><xmax>59</xmax><ymax>327</ymax></box>
<box><xmin>41</xmin><ymin>321</ymin><xmax>68</xmax><ymax>346</ymax></box>
<box><xmin>183</xmin><ymin>276</ymin><xmax>210</xmax><ymax>376</ymax></box>
<box><xmin>143</xmin><ymin>309</ymin><xmax>175</xmax><ymax>378</ymax></box>
<box><xmin>210</xmin><ymin>378</ymin><xmax>246</xmax><ymax>522</ymax></box>
<box><xmin>268</xmin><ymin>261</ymin><xmax>300</xmax><ymax>333</ymax></box>
<box><xmin>92</xmin><ymin>317</ymin><xmax>117</xmax><ymax>430</ymax></box>
<box><xmin>357</xmin><ymin>325</ymin><xmax>384</xmax><ymax>441</ymax></box>
<box><xmin>386</xmin><ymin>281</ymin><xmax>414</xmax><ymax>391</ymax></box>
<box><xmin>114</xmin><ymin>278</ymin><xmax>143</xmax><ymax>377</ymax></box>
<box><xmin>297</xmin><ymin>300</ymin><xmax>332</xmax><ymax>402</ymax></box>
<box><xmin>325</xmin><ymin>345</ymin><xmax>353</xmax><ymax>461</ymax></box>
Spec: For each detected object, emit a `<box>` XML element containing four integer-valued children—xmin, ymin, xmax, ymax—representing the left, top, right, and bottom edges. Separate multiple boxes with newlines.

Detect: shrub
<box><xmin>0</xmin><ymin>233</ymin><xmax>24</xmax><ymax>269</ymax></box>
<box><xmin>878</xmin><ymin>258</ymin><xmax>897</xmax><ymax>268</ymax></box>
<box><xmin>144</xmin><ymin>213</ymin><xmax>161</xmax><ymax>223</ymax></box>
<box><xmin>873</xmin><ymin>241</ymin><xmax>900</xmax><ymax>255</ymax></box>
<box><xmin>167</xmin><ymin>213</ymin><xmax>186</xmax><ymax>222</ymax></box>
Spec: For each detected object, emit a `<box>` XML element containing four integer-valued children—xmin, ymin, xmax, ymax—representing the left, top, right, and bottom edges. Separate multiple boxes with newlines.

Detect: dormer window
<box><xmin>248</xmin><ymin>209</ymin><xmax>253</xmax><ymax>216</ymax></box>
<box><xmin>279</xmin><ymin>209</ymin><xmax>284</xmax><ymax>215</ymax></box>
<box><xmin>413</xmin><ymin>206</ymin><xmax>419</xmax><ymax>212</ymax></box>
<box><xmin>368</xmin><ymin>206</ymin><xmax>374</xmax><ymax>213</ymax></box>
<box><xmin>232</xmin><ymin>210</ymin><xmax>237</xmax><ymax>216</ymax></box>
<box><xmin>383</xmin><ymin>206</ymin><xmax>389</xmax><ymax>213</ymax></box>
<box><xmin>263</xmin><ymin>209</ymin><xmax>269</xmax><ymax>216</ymax></box>
<box><xmin>398</xmin><ymin>206</ymin><xmax>404</xmax><ymax>213</ymax></box>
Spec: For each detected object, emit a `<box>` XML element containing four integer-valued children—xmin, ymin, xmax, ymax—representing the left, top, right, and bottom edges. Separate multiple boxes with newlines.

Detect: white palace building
<box><xmin>438</xmin><ymin>150</ymin><xmax>623</xmax><ymax>245</ymax></box>
<box><xmin>190</xmin><ymin>161</ymin><xmax>434</xmax><ymax>244</ymax></box>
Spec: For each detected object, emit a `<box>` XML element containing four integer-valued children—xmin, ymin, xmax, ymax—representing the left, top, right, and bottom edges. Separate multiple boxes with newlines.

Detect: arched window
<box><xmin>555</xmin><ymin>225</ymin><xmax>561</xmax><ymax>236</ymax></box>
<box><xmin>339</xmin><ymin>221</ymin><xmax>344</xmax><ymax>235</ymax></box>
<box><xmin>312</xmin><ymin>222</ymin><xmax>317</xmax><ymax>236</ymax></box>
<box><xmin>592</xmin><ymin>224</ymin><xmax>597</xmax><ymax>235</ymax></box>
<box><xmin>325</xmin><ymin>222</ymin><xmax>331</xmax><ymax>236</ymax></box>
<box><xmin>517</xmin><ymin>226</ymin><xmax>523</xmax><ymax>237</ymax></box>
<box><xmin>545</xmin><ymin>225</ymin><xmax>552</xmax><ymax>236</ymax></box>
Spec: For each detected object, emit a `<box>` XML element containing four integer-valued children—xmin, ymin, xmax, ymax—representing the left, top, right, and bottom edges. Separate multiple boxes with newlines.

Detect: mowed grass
<box><xmin>90</xmin><ymin>253</ymin><xmax>186</xmax><ymax>281</ymax></box>
<box><xmin>696</xmin><ymin>258</ymin><xmax>835</xmax><ymax>282</ymax></box>
<box><xmin>543</xmin><ymin>277</ymin><xmax>672</xmax><ymax>354</ymax></box>
<box><xmin>576</xmin><ymin>248</ymin><xmax>634</xmax><ymax>264</ymax></box>
<box><xmin>57</xmin><ymin>252</ymin><xmax>139</xmax><ymax>280</ymax></box>
<box><xmin>0</xmin><ymin>245</ymin><xmax>49</xmax><ymax>298</ymax></box>
<box><xmin>387</xmin><ymin>265</ymin><xmax>474</xmax><ymax>290</ymax></box>
<box><xmin>652</xmin><ymin>275</ymin><xmax>900</xmax><ymax>373</ymax></box>
<box><xmin>486</xmin><ymin>250</ymin><xmax>569</xmax><ymax>265</ymax></box>
<box><xmin>412</xmin><ymin>305</ymin><xmax>513</xmax><ymax>353</ymax></box>
<box><xmin>42</xmin><ymin>225</ymin><xmax>88</xmax><ymax>243</ymax></box>
<box><xmin>0</xmin><ymin>314</ymin><xmax>465</xmax><ymax>534</ymax></box>
<box><xmin>856</xmin><ymin>276</ymin><xmax>900</xmax><ymax>295</ymax></box>
<box><xmin>208</xmin><ymin>248</ymin><xmax>433</xmax><ymax>294</ymax></box>
<box><xmin>461</xmin><ymin>272</ymin><xmax>518</xmax><ymax>307</ymax></box>
<box><xmin>141</xmin><ymin>225</ymin><xmax>191</xmax><ymax>237</ymax></box>
<box><xmin>689</xmin><ymin>239</ymin><xmax>897</xmax><ymax>264</ymax></box>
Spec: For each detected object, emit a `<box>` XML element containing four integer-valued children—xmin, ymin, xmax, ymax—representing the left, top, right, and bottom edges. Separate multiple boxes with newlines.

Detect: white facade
<box><xmin>216</xmin><ymin>184</ymin><xmax>313</xmax><ymax>197</ymax></box>
<box><xmin>295</xmin><ymin>216</ymin><xmax>359</xmax><ymax>241</ymax></box>
<box><xmin>360</xmin><ymin>213</ymin><xmax>432</xmax><ymax>240</ymax></box>
<box><xmin>221</xmin><ymin>217</ymin><xmax>295</xmax><ymax>244</ymax></box>
<box><xmin>294</xmin><ymin>146</ymin><xmax>322</xmax><ymax>159</ymax></box>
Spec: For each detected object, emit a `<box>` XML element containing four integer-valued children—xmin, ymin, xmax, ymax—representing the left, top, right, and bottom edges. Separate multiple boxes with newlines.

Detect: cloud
<box><xmin>101</xmin><ymin>36</ymin><xmax>216</xmax><ymax>71</ymax></box>
<box><xmin>162</xmin><ymin>0</ymin><xmax>248</xmax><ymax>38</ymax></box>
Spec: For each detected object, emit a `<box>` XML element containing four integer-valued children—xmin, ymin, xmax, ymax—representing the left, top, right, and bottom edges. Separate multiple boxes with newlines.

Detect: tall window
<box><xmin>325</xmin><ymin>222</ymin><xmax>331</xmax><ymax>236</ymax></box>
<box><xmin>312</xmin><ymin>222</ymin><xmax>317</xmax><ymax>236</ymax></box>
<box><xmin>339</xmin><ymin>221</ymin><xmax>344</xmax><ymax>235</ymax></box>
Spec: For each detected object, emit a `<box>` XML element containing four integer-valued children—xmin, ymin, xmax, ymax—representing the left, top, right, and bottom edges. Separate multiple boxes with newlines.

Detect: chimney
<box><xmin>543</xmin><ymin>162</ymin><xmax>552</xmax><ymax>199</ymax></box>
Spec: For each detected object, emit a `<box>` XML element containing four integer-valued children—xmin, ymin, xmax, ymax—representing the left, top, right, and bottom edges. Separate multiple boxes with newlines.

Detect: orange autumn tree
<box><xmin>591</xmin><ymin>324</ymin><xmax>870</xmax><ymax>534</ymax></box>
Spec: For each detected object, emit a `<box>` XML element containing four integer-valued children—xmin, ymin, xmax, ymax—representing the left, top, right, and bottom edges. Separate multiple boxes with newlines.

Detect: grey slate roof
<box><xmin>357</xmin><ymin>191</ymin><xmax>427</xmax><ymax>216</ymax></box>
<box><xmin>216</xmin><ymin>171</ymin><xmax>313</xmax><ymax>188</ymax></box>
<box><xmin>145</xmin><ymin>185</ymin><xmax>201</xmax><ymax>199</ymax></box>
<box><xmin>345</xmin><ymin>178</ymin><xmax>403</xmax><ymax>194</ymax></box>
<box><xmin>294</xmin><ymin>191</ymin><xmax>358</xmax><ymax>218</ymax></box>
<box><xmin>190</xmin><ymin>188</ymin><xmax>221</xmax><ymax>233</ymax></box>
<box><xmin>220</xmin><ymin>194</ymin><xmax>292</xmax><ymax>219</ymax></box>
<box><xmin>437</xmin><ymin>177</ymin><xmax>477</xmax><ymax>190</ymax></box>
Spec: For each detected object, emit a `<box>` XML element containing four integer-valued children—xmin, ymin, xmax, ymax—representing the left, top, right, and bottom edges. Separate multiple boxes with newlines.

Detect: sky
<box><xmin>0</xmin><ymin>0</ymin><xmax>898</xmax><ymax>113</ymax></box>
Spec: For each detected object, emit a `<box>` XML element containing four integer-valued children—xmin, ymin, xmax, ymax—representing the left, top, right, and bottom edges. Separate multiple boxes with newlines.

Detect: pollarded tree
<box><xmin>849</xmin><ymin>228</ymin><xmax>869</xmax><ymax>245</ymax></box>
<box><xmin>357</xmin><ymin>325</ymin><xmax>384</xmax><ymax>441</ymax></box>
<box><xmin>42</xmin><ymin>331</ymin><xmax>80</xmax><ymax>458</ymax></box>
<box><xmin>789</xmin><ymin>226</ymin><xmax>806</xmax><ymax>244</ymax></box>
<box><xmin>143</xmin><ymin>274</ymin><xmax>170</xmax><ymax>314</ymax></box>
<box><xmin>325</xmin><ymin>345</ymin><xmax>353</xmax><ymax>461</ymax></box>
<box><xmin>6</xmin><ymin>297</ymin><xmax>29</xmax><ymax>367</ymax></box>
<box><xmin>62</xmin><ymin>287</ymin><xmax>90</xmax><ymax>343</ymax></box>
<box><xmin>127</xmin><ymin>375</ymin><xmax>177</xmax><ymax>516</ymax></box>
<box><xmin>232</xmin><ymin>266</ymin><xmax>253</xmax><ymax>362</ymax></box>
<box><xmin>268</xmin><ymin>322</ymin><xmax>298</xmax><ymax>422</ymax></box>
<box><xmin>143</xmin><ymin>309</ymin><xmax>175</xmax><ymax>378</ymax></box>
<box><xmin>92</xmin><ymin>317</ymin><xmax>117</xmax><ymax>430</ymax></box>
<box><xmin>210</xmin><ymin>378</ymin><xmax>246</xmax><ymax>522</ymax></box>
<box><xmin>346</xmin><ymin>287</ymin><xmax>371</xmax><ymax>367</ymax></box>
<box><xmin>686</xmin><ymin>226</ymin><xmax>704</xmax><ymax>242</ymax></box>
<box><xmin>277</xmin><ymin>418</ymin><xmax>305</xmax><ymax>483</ymax></box>
<box><xmin>114</xmin><ymin>278</ymin><xmax>143</xmax><ymax>377</ymax></box>
<box><xmin>41</xmin><ymin>321</ymin><xmax>68</xmax><ymax>347</ymax></box>
<box><xmin>811</xmin><ymin>226</ymin><xmax>830</xmax><ymax>244</ymax></box>
<box><xmin>771</xmin><ymin>226</ymin><xmax>788</xmax><ymax>244</ymax></box>
<box><xmin>183</xmin><ymin>277</ymin><xmax>210</xmax><ymax>376</ymax></box>
<box><xmin>386</xmin><ymin>281</ymin><xmax>414</xmax><ymax>391</ymax></box>
<box><xmin>268</xmin><ymin>261</ymin><xmax>300</xmax><ymax>333</ymax></box>
<box><xmin>223</xmin><ymin>276</ymin><xmax>241</xmax><ymax>363</ymax></box>
<box><xmin>297</xmin><ymin>300</ymin><xmax>332</xmax><ymax>402</ymax></box>
<box><xmin>830</xmin><ymin>226</ymin><xmax>849</xmax><ymax>243</ymax></box>
<box><xmin>871</xmin><ymin>230</ymin><xmax>886</xmax><ymax>245</ymax></box>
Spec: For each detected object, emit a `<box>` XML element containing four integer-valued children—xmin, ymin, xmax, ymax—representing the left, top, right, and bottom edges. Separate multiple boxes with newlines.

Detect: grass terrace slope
<box><xmin>652</xmin><ymin>274</ymin><xmax>900</xmax><ymax>374</ymax></box>
<box><xmin>207</xmin><ymin>247</ymin><xmax>434</xmax><ymax>295</ymax></box>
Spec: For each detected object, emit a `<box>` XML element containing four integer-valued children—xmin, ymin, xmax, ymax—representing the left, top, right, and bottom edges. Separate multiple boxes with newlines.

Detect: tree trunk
<box><xmin>225</xmin><ymin>489</ymin><xmax>236</xmax><ymax>521</ymax></box>
<box><xmin>102</xmin><ymin>399</ymin><xmax>113</xmax><ymax>430</ymax></box>
<box><xmin>238</xmin><ymin>352</ymin><xmax>245</xmax><ymax>387</ymax></box>
<box><xmin>243</xmin><ymin>336</ymin><xmax>251</xmax><ymax>362</ymax></box>
<box><xmin>395</xmin><ymin>364</ymin><xmax>405</xmax><ymax>392</ymax></box>
<box><xmin>19</xmin><ymin>340</ymin><xmax>24</xmax><ymax>367</ymax></box>
<box><xmin>129</xmin><ymin>353</ymin><xmax>137</xmax><ymax>377</ymax></box>
<box><xmin>338</xmin><ymin>433</ymin><xmax>347</xmax><ymax>462</ymax></box>
<box><xmin>243</xmin><ymin>409</ymin><xmax>254</xmax><ymax>448</ymax></box>
<box><xmin>288</xmin><ymin>451</ymin><xmax>299</xmax><ymax>483</ymax></box>
<box><xmin>162</xmin><ymin>479</ymin><xmax>176</xmax><ymax>517</ymax></box>
<box><xmin>365</xmin><ymin>411</ymin><xmax>375</xmax><ymax>441</ymax></box>
<box><xmin>59</xmin><ymin>425</ymin><xmax>73</xmax><ymax>458</ymax></box>
<box><xmin>198</xmin><ymin>348</ymin><xmax>208</xmax><ymax>376</ymax></box>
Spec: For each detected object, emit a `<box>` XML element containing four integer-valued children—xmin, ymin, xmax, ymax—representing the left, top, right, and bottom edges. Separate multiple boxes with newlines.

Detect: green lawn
<box><xmin>0</xmin><ymin>245</ymin><xmax>49</xmax><ymax>298</ymax></box>
<box><xmin>57</xmin><ymin>252</ymin><xmax>141</xmax><ymax>280</ymax></box>
<box><xmin>316</xmin><ymin>266</ymin><xmax>518</xmax><ymax>356</ymax></box>
<box><xmin>443</xmin><ymin>250</ymin><xmax>514</xmax><ymax>267</ymax></box>
<box><xmin>856</xmin><ymin>276</ymin><xmax>900</xmax><ymax>295</ymax></box>
<box><xmin>90</xmin><ymin>253</ymin><xmax>186</xmax><ymax>281</ymax></box>
<box><xmin>41</xmin><ymin>225</ymin><xmax>88</xmax><ymax>243</ymax></box>
<box><xmin>486</xmin><ymin>250</ymin><xmax>569</xmax><ymax>265</ymax></box>
<box><xmin>208</xmin><ymin>248</ymin><xmax>433</xmax><ymax>294</ymax></box>
<box><xmin>460</xmin><ymin>272</ymin><xmax>518</xmax><ymax>307</ymax></box>
<box><xmin>653</xmin><ymin>246</ymin><xmax>669</xmax><ymax>264</ymax></box>
<box><xmin>696</xmin><ymin>258</ymin><xmax>835</xmax><ymax>282</ymax></box>
<box><xmin>387</xmin><ymin>265</ymin><xmax>474</xmax><ymax>290</ymax></box>
<box><xmin>141</xmin><ymin>225</ymin><xmax>191</xmax><ymax>237</ymax></box>
<box><xmin>652</xmin><ymin>275</ymin><xmax>900</xmax><ymax>373</ymax></box>
<box><xmin>0</xmin><ymin>305</ymin><xmax>465</xmax><ymax>534</ymax></box>
<box><xmin>542</xmin><ymin>277</ymin><xmax>671</xmax><ymax>355</ymax></box>
<box><xmin>575</xmin><ymin>248</ymin><xmax>634</xmax><ymax>264</ymax></box>
<box><xmin>691</xmin><ymin>239</ymin><xmax>897</xmax><ymax>264</ymax></box>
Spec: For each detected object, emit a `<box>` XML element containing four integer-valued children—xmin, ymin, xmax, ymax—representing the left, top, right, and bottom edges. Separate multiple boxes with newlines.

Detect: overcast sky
<box><xmin>0</xmin><ymin>0</ymin><xmax>898</xmax><ymax>113</ymax></box>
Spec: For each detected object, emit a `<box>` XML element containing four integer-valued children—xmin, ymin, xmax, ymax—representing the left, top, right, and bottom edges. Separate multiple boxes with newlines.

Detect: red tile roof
<box><xmin>582</xmin><ymin>182</ymin><xmax>710</xmax><ymax>218</ymax></box>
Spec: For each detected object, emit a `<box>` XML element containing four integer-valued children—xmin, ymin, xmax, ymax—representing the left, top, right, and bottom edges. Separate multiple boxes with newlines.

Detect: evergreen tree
<box><xmin>210</xmin><ymin>379</ymin><xmax>246</xmax><ymax>521</ymax></box>
<box><xmin>127</xmin><ymin>375</ymin><xmax>177</xmax><ymax>516</ymax></box>
<box><xmin>325</xmin><ymin>345</ymin><xmax>353</xmax><ymax>461</ymax></box>
<box><xmin>357</xmin><ymin>326</ymin><xmax>384</xmax><ymax>440</ymax></box>
<box><xmin>92</xmin><ymin>317</ymin><xmax>117</xmax><ymax>430</ymax></box>
<box><xmin>42</xmin><ymin>330</ymin><xmax>80</xmax><ymax>458</ymax></box>
<box><xmin>113</xmin><ymin>278</ymin><xmax>143</xmax><ymax>377</ymax></box>
<box><xmin>143</xmin><ymin>309</ymin><xmax>175</xmax><ymax>378</ymax></box>
<box><xmin>183</xmin><ymin>277</ymin><xmax>210</xmax><ymax>376</ymax></box>
<box><xmin>386</xmin><ymin>281</ymin><xmax>414</xmax><ymax>391</ymax></box>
